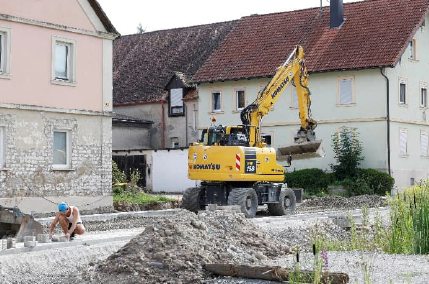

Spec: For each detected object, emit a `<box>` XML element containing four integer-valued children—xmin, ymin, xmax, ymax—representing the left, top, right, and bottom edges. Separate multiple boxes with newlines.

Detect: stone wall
<box><xmin>0</xmin><ymin>108</ymin><xmax>112</xmax><ymax>213</ymax></box>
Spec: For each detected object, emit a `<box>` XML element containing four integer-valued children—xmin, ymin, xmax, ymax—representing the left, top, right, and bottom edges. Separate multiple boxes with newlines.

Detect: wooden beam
<box><xmin>204</xmin><ymin>263</ymin><xmax>349</xmax><ymax>284</ymax></box>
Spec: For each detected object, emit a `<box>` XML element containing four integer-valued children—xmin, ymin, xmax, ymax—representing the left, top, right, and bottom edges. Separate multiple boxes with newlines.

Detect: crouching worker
<box><xmin>49</xmin><ymin>202</ymin><xmax>85</xmax><ymax>240</ymax></box>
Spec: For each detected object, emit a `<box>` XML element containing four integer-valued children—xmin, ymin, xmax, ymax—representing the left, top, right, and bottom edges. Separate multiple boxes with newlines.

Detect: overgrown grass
<box><xmin>387</xmin><ymin>181</ymin><xmax>429</xmax><ymax>254</ymax></box>
<box><xmin>113</xmin><ymin>192</ymin><xmax>174</xmax><ymax>205</ymax></box>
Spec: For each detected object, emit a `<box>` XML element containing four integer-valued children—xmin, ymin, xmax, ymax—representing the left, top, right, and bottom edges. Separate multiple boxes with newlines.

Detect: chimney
<box><xmin>330</xmin><ymin>0</ymin><xmax>344</xmax><ymax>28</ymax></box>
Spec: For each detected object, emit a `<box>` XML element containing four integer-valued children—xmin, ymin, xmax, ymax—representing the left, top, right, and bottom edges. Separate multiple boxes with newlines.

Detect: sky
<box><xmin>97</xmin><ymin>0</ymin><xmax>362</xmax><ymax>35</ymax></box>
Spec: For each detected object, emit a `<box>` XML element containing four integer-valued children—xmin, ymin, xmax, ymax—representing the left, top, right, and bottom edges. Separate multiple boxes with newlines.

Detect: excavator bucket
<box><xmin>0</xmin><ymin>206</ymin><xmax>43</xmax><ymax>241</ymax></box>
<box><xmin>277</xmin><ymin>140</ymin><xmax>325</xmax><ymax>161</ymax></box>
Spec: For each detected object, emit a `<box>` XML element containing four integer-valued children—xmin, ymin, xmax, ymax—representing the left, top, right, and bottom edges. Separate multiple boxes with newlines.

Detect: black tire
<box><xmin>268</xmin><ymin>188</ymin><xmax>296</xmax><ymax>216</ymax></box>
<box><xmin>228</xmin><ymin>188</ymin><xmax>258</xmax><ymax>218</ymax></box>
<box><xmin>182</xmin><ymin>187</ymin><xmax>202</xmax><ymax>213</ymax></box>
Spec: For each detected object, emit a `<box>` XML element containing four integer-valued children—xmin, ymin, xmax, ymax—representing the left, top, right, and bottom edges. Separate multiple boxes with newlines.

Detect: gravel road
<box><xmin>1</xmin><ymin>196</ymin><xmax>428</xmax><ymax>284</ymax></box>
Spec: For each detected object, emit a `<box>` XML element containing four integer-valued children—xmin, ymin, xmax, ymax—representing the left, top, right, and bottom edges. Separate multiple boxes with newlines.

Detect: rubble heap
<box><xmin>83</xmin><ymin>210</ymin><xmax>291</xmax><ymax>284</ymax></box>
<box><xmin>298</xmin><ymin>195</ymin><xmax>387</xmax><ymax>212</ymax></box>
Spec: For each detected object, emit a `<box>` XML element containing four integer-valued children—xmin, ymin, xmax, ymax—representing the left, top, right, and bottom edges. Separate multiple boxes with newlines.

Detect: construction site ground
<box><xmin>1</xmin><ymin>195</ymin><xmax>429</xmax><ymax>284</ymax></box>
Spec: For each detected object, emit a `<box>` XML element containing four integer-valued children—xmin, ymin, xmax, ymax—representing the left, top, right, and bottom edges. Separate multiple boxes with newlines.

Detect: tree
<box><xmin>137</xmin><ymin>23</ymin><xmax>145</xmax><ymax>34</ymax></box>
<box><xmin>330</xmin><ymin>128</ymin><xmax>364</xmax><ymax>180</ymax></box>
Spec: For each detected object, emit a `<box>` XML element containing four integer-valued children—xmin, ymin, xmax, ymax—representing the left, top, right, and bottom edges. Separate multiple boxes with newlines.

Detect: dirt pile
<box><xmin>298</xmin><ymin>195</ymin><xmax>387</xmax><ymax>212</ymax></box>
<box><xmin>82</xmin><ymin>210</ymin><xmax>291</xmax><ymax>284</ymax></box>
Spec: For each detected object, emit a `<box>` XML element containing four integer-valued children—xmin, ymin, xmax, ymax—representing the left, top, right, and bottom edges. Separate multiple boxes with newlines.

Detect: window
<box><xmin>421</xmin><ymin>87</ymin><xmax>427</xmax><ymax>108</ymax></box>
<box><xmin>212</xmin><ymin>92</ymin><xmax>221</xmax><ymax>112</ymax></box>
<box><xmin>338</xmin><ymin>77</ymin><xmax>353</xmax><ymax>105</ymax></box>
<box><xmin>409</xmin><ymin>39</ymin><xmax>416</xmax><ymax>60</ymax></box>
<box><xmin>236</xmin><ymin>90</ymin><xmax>245</xmax><ymax>110</ymax></box>
<box><xmin>53</xmin><ymin>131</ymin><xmax>70</xmax><ymax>168</ymax></box>
<box><xmin>421</xmin><ymin>131</ymin><xmax>428</xmax><ymax>157</ymax></box>
<box><xmin>170</xmin><ymin>88</ymin><xmax>184</xmax><ymax>116</ymax></box>
<box><xmin>399</xmin><ymin>129</ymin><xmax>408</xmax><ymax>156</ymax></box>
<box><xmin>0</xmin><ymin>127</ymin><xmax>4</xmax><ymax>168</ymax></box>
<box><xmin>399</xmin><ymin>81</ymin><xmax>407</xmax><ymax>104</ymax></box>
<box><xmin>0</xmin><ymin>28</ymin><xmax>11</xmax><ymax>75</ymax></box>
<box><xmin>52</xmin><ymin>37</ymin><xmax>75</xmax><ymax>83</ymax></box>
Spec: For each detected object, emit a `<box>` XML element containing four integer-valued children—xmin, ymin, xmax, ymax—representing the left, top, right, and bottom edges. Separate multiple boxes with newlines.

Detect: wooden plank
<box><xmin>204</xmin><ymin>263</ymin><xmax>349</xmax><ymax>284</ymax></box>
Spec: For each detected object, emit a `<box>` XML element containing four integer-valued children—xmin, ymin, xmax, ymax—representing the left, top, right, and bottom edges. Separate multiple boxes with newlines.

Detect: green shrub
<box><xmin>112</xmin><ymin>161</ymin><xmax>127</xmax><ymax>184</ymax></box>
<box><xmin>357</xmin><ymin>168</ymin><xmax>394</xmax><ymax>196</ymax></box>
<box><xmin>341</xmin><ymin>177</ymin><xmax>372</xmax><ymax>196</ymax></box>
<box><xmin>285</xmin><ymin>168</ymin><xmax>333</xmax><ymax>196</ymax></box>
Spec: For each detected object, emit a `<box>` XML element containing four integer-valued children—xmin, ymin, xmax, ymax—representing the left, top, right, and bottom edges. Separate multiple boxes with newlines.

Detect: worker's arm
<box><xmin>66</xmin><ymin>207</ymin><xmax>79</xmax><ymax>237</ymax></box>
<box><xmin>49</xmin><ymin>214</ymin><xmax>59</xmax><ymax>236</ymax></box>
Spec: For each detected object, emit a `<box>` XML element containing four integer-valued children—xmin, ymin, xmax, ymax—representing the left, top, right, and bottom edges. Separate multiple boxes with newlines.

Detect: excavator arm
<box><xmin>240</xmin><ymin>45</ymin><xmax>320</xmax><ymax>157</ymax></box>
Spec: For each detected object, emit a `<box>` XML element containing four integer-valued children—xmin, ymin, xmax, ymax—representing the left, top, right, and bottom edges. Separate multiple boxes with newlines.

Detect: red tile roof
<box><xmin>193</xmin><ymin>0</ymin><xmax>429</xmax><ymax>83</ymax></box>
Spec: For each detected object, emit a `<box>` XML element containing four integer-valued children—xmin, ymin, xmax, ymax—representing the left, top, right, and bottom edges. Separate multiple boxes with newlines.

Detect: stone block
<box><xmin>7</xmin><ymin>238</ymin><xmax>16</xmax><ymax>249</ymax></box>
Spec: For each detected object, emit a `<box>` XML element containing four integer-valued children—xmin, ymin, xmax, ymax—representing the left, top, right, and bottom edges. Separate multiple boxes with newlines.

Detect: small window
<box><xmin>171</xmin><ymin>137</ymin><xmax>179</xmax><ymax>148</ymax></box>
<box><xmin>399</xmin><ymin>82</ymin><xmax>407</xmax><ymax>104</ymax></box>
<box><xmin>0</xmin><ymin>127</ymin><xmax>5</xmax><ymax>168</ymax></box>
<box><xmin>212</xmin><ymin>92</ymin><xmax>221</xmax><ymax>112</ymax></box>
<box><xmin>170</xmin><ymin>88</ymin><xmax>184</xmax><ymax>116</ymax></box>
<box><xmin>0</xmin><ymin>28</ymin><xmax>11</xmax><ymax>75</ymax></box>
<box><xmin>338</xmin><ymin>78</ymin><xmax>353</xmax><ymax>105</ymax></box>
<box><xmin>53</xmin><ymin>131</ymin><xmax>70</xmax><ymax>168</ymax></box>
<box><xmin>399</xmin><ymin>129</ymin><xmax>408</xmax><ymax>156</ymax></box>
<box><xmin>421</xmin><ymin>131</ymin><xmax>428</xmax><ymax>157</ymax></box>
<box><xmin>52</xmin><ymin>37</ymin><xmax>75</xmax><ymax>83</ymax></box>
<box><xmin>409</xmin><ymin>39</ymin><xmax>416</xmax><ymax>60</ymax></box>
<box><xmin>421</xmin><ymin>87</ymin><xmax>427</xmax><ymax>108</ymax></box>
<box><xmin>236</xmin><ymin>90</ymin><xmax>245</xmax><ymax>110</ymax></box>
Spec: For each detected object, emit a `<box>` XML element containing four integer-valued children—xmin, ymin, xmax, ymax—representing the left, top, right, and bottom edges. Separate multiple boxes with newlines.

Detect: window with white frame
<box><xmin>169</xmin><ymin>88</ymin><xmax>184</xmax><ymax>116</ymax></box>
<box><xmin>421</xmin><ymin>87</ymin><xmax>427</xmax><ymax>108</ymax></box>
<box><xmin>421</xmin><ymin>131</ymin><xmax>428</xmax><ymax>157</ymax></box>
<box><xmin>409</xmin><ymin>39</ymin><xmax>417</xmax><ymax>60</ymax></box>
<box><xmin>338</xmin><ymin>77</ymin><xmax>353</xmax><ymax>105</ymax></box>
<box><xmin>399</xmin><ymin>81</ymin><xmax>407</xmax><ymax>104</ymax></box>
<box><xmin>0</xmin><ymin>28</ymin><xmax>11</xmax><ymax>75</ymax></box>
<box><xmin>0</xmin><ymin>127</ymin><xmax>5</xmax><ymax>168</ymax></box>
<box><xmin>236</xmin><ymin>90</ymin><xmax>245</xmax><ymax>110</ymax></box>
<box><xmin>53</xmin><ymin>38</ymin><xmax>75</xmax><ymax>82</ymax></box>
<box><xmin>53</xmin><ymin>131</ymin><xmax>70</xmax><ymax>168</ymax></box>
<box><xmin>212</xmin><ymin>92</ymin><xmax>221</xmax><ymax>112</ymax></box>
<box><xmin>399</xmin><ymin>129</ymin><xmax>408</xmax><ymax>156</ymax></box>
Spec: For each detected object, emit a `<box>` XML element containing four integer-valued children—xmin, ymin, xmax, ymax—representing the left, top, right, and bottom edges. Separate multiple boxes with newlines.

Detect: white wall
<box><xmin>148</xmin><ymin>149</ymin><xmax>199</xmax><ymax>193</ymax></box>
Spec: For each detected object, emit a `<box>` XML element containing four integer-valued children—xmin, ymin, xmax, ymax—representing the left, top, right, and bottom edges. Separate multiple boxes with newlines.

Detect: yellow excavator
<box><xmin>183</xmin><ymin>46</ymin><xmax>323</xmax><ymax>217</ymax></box>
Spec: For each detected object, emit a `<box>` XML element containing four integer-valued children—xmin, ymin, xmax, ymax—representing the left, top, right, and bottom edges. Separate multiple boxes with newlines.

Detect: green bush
<box><xmin>357</xmin><ymin>168</ymin><xmax>394</xmax><ymax>195</ymax></box>
<box><xmin>341</xmin><ymin>177</ymin><xmax>372</xmax><ymax>196</ymax></box>
<box><xmin>285</xmin><ymin>168</ymin><xmax>333</xmax><ymax>196</ymax></box>
<box><xmin>112</xmin><ymin>161</ymin><xmax>127</xmax><ymax>184</ymax></box>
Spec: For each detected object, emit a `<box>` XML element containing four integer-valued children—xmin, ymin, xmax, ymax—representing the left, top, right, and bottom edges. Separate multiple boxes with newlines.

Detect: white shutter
<box><xmin>400</xmin><ymin>129</ymin><xmax>408</xmax><ymax>156</ymax></box>
<box><xmin>339</xmin><ymin>78</ymin><xmax>353</xmax><ymax>104</ymax></box>
<box><xmin>291</xmin><ymin>87</ymin><xmax>298</xmax><ymax>108</ymax></box>
<box><xmin>421</xmin><ymin>132</ymin><xmax>428</xmax><ymax>156</ymax></box>
<box><xmin>170</xmin><ymin>88</ymin><xmax>183</xmax><ymax>107</ymax></box>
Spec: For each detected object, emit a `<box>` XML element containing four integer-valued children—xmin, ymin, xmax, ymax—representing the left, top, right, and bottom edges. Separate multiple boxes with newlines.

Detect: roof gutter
<box><xmin>380</xmin><ymin>67</ymin><xmax>391</xmax><ymax>176</ymax></box>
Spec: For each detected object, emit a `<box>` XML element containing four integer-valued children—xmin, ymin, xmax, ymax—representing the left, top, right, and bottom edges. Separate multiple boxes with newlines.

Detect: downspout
<box><xmin>380</xmin><ymin>68</ymin><xmax>391</xmax><ymax>175</ymax></box>
<box><xmin>161</xmin><ymin>101</ymin><xmax>166</xmax><ymax>149</ymax></box>
<box><xmin>185</xmin><ymin>103</ymin><xmax>188</xmax><ymax>146</ymax></box>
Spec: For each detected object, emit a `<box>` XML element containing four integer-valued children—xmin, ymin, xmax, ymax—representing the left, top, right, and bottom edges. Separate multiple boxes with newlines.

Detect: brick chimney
<box><xmin>330</xmin><ymin>0</ymin><xmax>344</xmax><ymax>28</ymax></box>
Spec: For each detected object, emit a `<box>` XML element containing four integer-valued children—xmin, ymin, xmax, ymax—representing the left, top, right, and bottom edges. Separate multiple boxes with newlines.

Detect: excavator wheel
<box><xmin>182</xmin><ymin>187</ymin><xmax>203</xmax><ymax>213</ymax></box>
<box><xmin>268</xmin><ymin>188</ymin><xmax>296</xmax><ymax>216</ymax></box>
<box><xmin>228</xmin><ymin>188</ymin><xmax>258</xmax><ymax>218</ymax></box>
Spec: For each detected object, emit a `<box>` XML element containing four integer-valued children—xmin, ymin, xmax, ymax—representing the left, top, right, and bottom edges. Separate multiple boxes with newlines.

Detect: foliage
<box><xmin>114</xmin><ymin>192</ymin><xmax>173</xmax><ymax>205</ymax></box>
<box><xmin>112</xmin><ymin>161</ymin><xmax>127</xmax><ymax>184</ymax></box>
<box><xmin>340</xmin><ymin>177</ymin><xmax>372</xmax><ymax>196</ymax></box>
<box><xmin>285</xmin><ymin>168</ymin><xmax>334</xmax><ymax>196</ymax></box>
<box><xmin>387</xmin><ymin>181</ymin><xmax>429</xmax><ymax>254</ymax></box>
<box><xmin>357</xmin><ymin>168</ymin><xmax>394</xmax><ymax>196</ymax></box>
<box><xmin>137</xmin><ymin>23</ymin><xmax>145</xmax><ymax>33</ymax></box>
<box><xmin>330</xmin><ymin>128</ymin><xmax>364</xmax><ymax>180</ymax></box>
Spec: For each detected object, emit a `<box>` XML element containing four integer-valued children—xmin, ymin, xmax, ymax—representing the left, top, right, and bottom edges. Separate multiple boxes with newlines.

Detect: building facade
<box><xmin>0</xmin><ymin>0</ymin><xmax>118</xmax><ymax>213</ymax></box>
<box><xmin>193</xmin><ymin>0</ymin><xmax>429</xmax><ymax>190</ymax></box>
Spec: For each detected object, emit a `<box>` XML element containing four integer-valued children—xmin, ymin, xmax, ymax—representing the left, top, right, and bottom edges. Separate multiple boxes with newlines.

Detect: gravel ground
<box><xmin>1</xmin><ymin>195</ymin><xmax>429</xmax><ymax>284</ymax></box>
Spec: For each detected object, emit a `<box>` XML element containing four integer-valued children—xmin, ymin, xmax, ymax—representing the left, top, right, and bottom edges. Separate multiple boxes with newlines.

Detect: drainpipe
<box><xmin>185</xmin><ymin>103</ymin><xmax>188</xmax><ymax>146</ymax></box>
<box><xmin>161</xmin><ymin>101</ymin><xmax>166</xmax><ymax>149</ymax></box>
<box><xmin>380</xmin><ymin>68</ymin><xmax>391</xmax><ymax>176</ymax></box>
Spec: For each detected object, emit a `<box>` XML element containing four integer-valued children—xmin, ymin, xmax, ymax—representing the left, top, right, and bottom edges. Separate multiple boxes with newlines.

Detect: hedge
<box><xmin>285</xmin><ymin>168</ymin><xmax>333</xmax><ymax>196</ymax></box>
